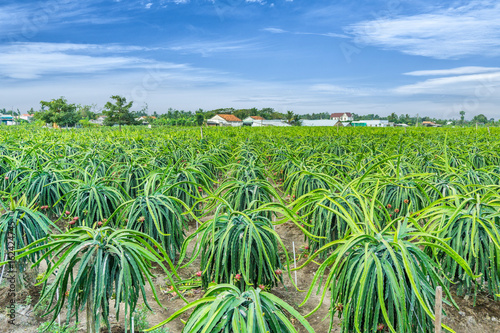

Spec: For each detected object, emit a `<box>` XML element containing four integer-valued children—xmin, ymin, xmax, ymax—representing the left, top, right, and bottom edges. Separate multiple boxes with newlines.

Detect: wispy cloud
<box><xmin>404</xmin><ymin>67</ymin><xmax>500</xmax><ymax>76</ymax></box>
<box><xmin>7</xmin><ymin>42</ymin><xmax>159</xmax><ymax>54</ymax></box>
<box><xmin>168</xmin><ymin>39</ymin><xmax>259</xmax><ymax>56</ymax></box>
<box><xmin>0</xmin><ymin>1</ymin><xmax>126</xmax><ymax>42</ymax></box>
<box><xmin>262</xmin><ymin>27</ymin><xmax>348</xmax><ymax>38</ymax></box>
<box><xmin>0</xmin><ymin>42</ymin><xmax>185</xmax><ymax>79</ymax></box>
<box><xmin>245</xmin><ymin>0</ymin><xmax>266</xmax><ymax>4</ymax></box>
<box><xmin>345</xmin><ymin>1</ymin><xmax>500</xmax><ymax>59</ymax></box>
<box><xmin>310</xmin><ymin>84</ymin><xmax>379</xmax><ymax>96</ymax></box>
<box><xmin>262</xmin><ymin>27</ymin><xmax>287</xmax><ymax>34</ymax></box>
<box><xmin>158</xmin><ymin>0</ymin><xmax>190</xmax><ymax>4</ymax></box>
<box><xmin>394</xmin><ymin>71</ymin><xmax>500</xmax><ymax>95</ymax></box>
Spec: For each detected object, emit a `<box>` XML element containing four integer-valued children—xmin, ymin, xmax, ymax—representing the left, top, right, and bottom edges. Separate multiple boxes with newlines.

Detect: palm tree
<box><xmin>460</xmin><ymin>110</ymin><xmax>466</xmax><ymax>124</ymax></box>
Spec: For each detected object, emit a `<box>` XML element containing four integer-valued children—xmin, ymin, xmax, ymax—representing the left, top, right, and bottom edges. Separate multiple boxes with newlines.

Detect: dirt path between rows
<box><xmin>1</xmin><ymin>219</ymin><xmax>499</xmax><ymax>333</ymax></box>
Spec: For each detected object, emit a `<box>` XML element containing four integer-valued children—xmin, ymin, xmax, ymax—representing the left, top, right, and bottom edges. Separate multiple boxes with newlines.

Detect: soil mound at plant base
<box><xmin>0</xmin><ymin>284</ymin><xmax>42</xmax><ymax>309</ymax></box>
<box><xmin>0</xmin><ymin>287</ymin><xmax>10</xmax><ymax>309</ymax></box>
<box><xmin>443</xmin><ymin>291</ymin><xmax>500</xmax><ymax>333</ymax></box>
<box><xmin>98</xmin><ymin>325</ymin><xmax>125</xmax><ymax>333</ymax></box>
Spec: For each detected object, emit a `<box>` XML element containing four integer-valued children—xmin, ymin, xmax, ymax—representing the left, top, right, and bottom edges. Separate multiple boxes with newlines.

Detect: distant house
<box><xmin>136</xmin><ymin>116</ymin><xmax>156</xmax><ymax>125</ymax></box>
<box><xmin>332</xmin><ymin>120</ymin><xmax>352</xmax><ymax>127</ymax></box>
<box><xmin>351</xmin><ymin>120</ymin><xmax>392</xmax><ymax>127</ymax></box>
<box><xmin>136</xmin><ymin>116</ymin><xmax>156</xmax><ymax>121</ymax></box>
<box><xmin>330</xmin><ymin>112</ymin><xmax>353</xmax><ymax>122</ymax></box>
<box><xmin>18</xmin><ymin>114</ymin><xmax>33</xmax><ymax>122</ymax></box>
<box><xmin>302</xmin><ymin>119</ymin><xmax>339</xmax><ymax>126</ymax></box>
<box><xmin>90</xmin><ymin>115</ymin><xmax>107</xmax><ymax>125</ymax></box>
<box><xmin>242</xmin><ymin>116</ymin><xmax>289</xmax><ymax>127</ymax></box>
<box><xmin>0</xmin><ymin>114</ymin><xmax>14</xmax><ymax>125</ymax></box>
<box><xmin>422</xmin><ymin>121</ymin><xmax>441</xmax><ymax>127</ymax></box>
<box><xmin>207</xmin><ymin>114</ymin><xmax>243</xmax><ymax>127</ymax></box>
<box><xmin>394</xmin><ymin>123</ymin><xmax>409</xmax><ymax>127</ymax></box>
<box><xmin>262</xmin><ymin>120</ymin><xmax>291</xmax><ymax>127</ymax></box>
<box><xmin>243</xmin><ymin>116</ymin><xmax>265</xmax><ymax>126</ymax></box>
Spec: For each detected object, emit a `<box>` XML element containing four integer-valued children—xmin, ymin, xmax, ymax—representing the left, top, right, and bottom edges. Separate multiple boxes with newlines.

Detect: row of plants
<box><xmin>0</xmin><ymin>126</ymin><xmax>499</xmax><ymax>333</ymax></box>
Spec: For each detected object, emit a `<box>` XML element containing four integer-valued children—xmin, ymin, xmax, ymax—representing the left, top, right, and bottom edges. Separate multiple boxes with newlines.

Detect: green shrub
<box><xmin>300</xmin><ymin>192</ymin><xmax>477</xmax><ymax>333</ymax></box>
<box><xmin>121</xmin><ymin>193</ymin><xmax>187</xmax><ymax>262</ymax></box>
<box><xmin>180</xmin><ymin>209</ymin><xmax>287</xmax><ymax>290</ymax></box>
<box><xmin>148</xmin><ymin>284</ymin><xmax>314</xmax><ymax>333</ymax></box>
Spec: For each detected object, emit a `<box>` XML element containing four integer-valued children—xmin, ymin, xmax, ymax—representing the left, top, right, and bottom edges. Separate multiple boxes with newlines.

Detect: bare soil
<box><xmin>1</xmin><ymin>218</ymin><xmax>499</xmax><ymax>333</ymax></box>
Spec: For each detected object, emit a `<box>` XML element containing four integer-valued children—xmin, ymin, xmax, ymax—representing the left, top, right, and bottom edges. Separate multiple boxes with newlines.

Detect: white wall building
<box><xmin>243</xmin><ymin>116</ymin><xmax>265</xmax><ymax>126</ymax></box>
<box><xmin>302</xmin><ymin>119</ymin><xmax>340</xmax><ymax>126</ymax></box>
<box><xmin>18</xmin><ymin>114</ymin><xmax>33</xmax><ymax>122</ymax></box>
<box><xmin>351</xmin><ymin>120</ymin><xmax>392</xmax><ymax>127</ymax></box>
<box><xmin>330</xmin><ymin>112</ymin><xmax>354</xmax><ymax>121</ymax></box>
<box><xmin>243</xmin><ymin>116</ymin><xmax>290</xmax><ymax>127</ymax></box>
<box><xmin>90</xmin><ymin>115</ymin><xmax>107</xmax><ymax>125</ymax></box>
<box><xmin>207</xmin><ymin>114</ymin><xmax>243</xmax><ymax>127</ymax></box>
<box><xmin>0</xmin><ymin>114</ymin><xmax>15</xmax><ymax>125</ymax></box>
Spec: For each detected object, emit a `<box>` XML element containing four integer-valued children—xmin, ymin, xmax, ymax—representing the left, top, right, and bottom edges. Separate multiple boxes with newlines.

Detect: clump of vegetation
<box><xmin>2</xmin><ymin>125</ymin><xmax>500</xmax><ymax>333</ymax></box>
<box><xmin>37</xmin><ymin>322</ymin><xmax>78</xmax><ymax>333</ymax></box>
<box><xmin>148</xmin><ymin>284</ymin><xmax>314</xmax><ymax>333</ymax></box>
<box><xmin>180</xmin><ymin>208</ymin><xmax>287</xmax><ymax>290</ymax></box>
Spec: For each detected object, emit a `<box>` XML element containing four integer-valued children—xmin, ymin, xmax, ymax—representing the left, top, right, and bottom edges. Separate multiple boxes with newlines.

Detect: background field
<box><xmin>1</xmin><ymin>126</ymin><xmax>499</xmax><ymax>333</ymax></box>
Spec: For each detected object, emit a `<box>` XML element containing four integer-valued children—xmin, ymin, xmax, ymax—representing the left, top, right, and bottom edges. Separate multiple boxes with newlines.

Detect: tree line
<box><xmin>354</xmin><ymin>111</ymin><xmax>494</xmax><ymax>126</ymax></box>
<box><xmin>1</xmin><ymin>96</ymin><xmax>495</xmax><ymax>128</ymax></box>
<box><xmin>4</xmin><ymin>96</ymin><xmax>302</xmax><ymax>128</ymax></box>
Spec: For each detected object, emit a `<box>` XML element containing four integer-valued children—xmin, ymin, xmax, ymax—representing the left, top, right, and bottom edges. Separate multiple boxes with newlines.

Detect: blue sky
<box><xmin>1</xmin><ymin>0</ymin><xmax>500</xmax><ymax>119</ymax></box>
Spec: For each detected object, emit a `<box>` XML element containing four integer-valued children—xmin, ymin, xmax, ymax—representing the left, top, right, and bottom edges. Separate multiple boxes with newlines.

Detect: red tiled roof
<box><xmin>250</xmin><ymin>116</ymin><xmax>264</xmax><ymax>120</ymax></box>
<box><xmin>331</xmin><ymin>112</ymin><xmax>352</xmax><ymax>117</ymax></box>
<box><xmin>217</xmin><ymin>114</ymin><xmax>242</xmax><ymax>122</ymax></box>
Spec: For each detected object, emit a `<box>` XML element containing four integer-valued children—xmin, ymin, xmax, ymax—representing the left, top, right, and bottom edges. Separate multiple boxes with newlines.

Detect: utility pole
<box><xmin>416</xmin><ymin>113</ymin><xmax>419</xmax><ymax>127</ymax></box>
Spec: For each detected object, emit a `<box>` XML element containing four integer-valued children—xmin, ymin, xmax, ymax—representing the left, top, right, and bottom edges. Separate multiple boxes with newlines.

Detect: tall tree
<box><xmin>102</xmin><ymin>95</ymin><xmax>137</xmax><ymax>130</ymax></box>
<box><xmin>387</xmin><ymin>112</ymin><xmax>398</xmax><ymax>123</ymax></box>
<box><xmin>260</xmin><ymin>107</ymin><xmax>274</xmax><ymax>119</ymax></box>
<box><xmin>195</xmin><ymin>111</ymin><xmax>204</xmax><ymax>126</ymax></box>
<box><xmin>292</xmin><ymin>113</ymin><xmax>302</xmax><ymax>126</ymax></box>
<box><xmin>460</xmin><ymin>110</ymin><xmax>466</xmax><ymax>124</ymax></box>
<box><xmin>472</xmin><ymin>114</ymin><xmax>488</xmax><ymax>124</ymax></box>
<box><xmin>77</xmin><ymin>104</ymin><xmax>97</xmax><ymax>120</ymax></box>
<box><xmin>39</xmin><ymin>97</ymin><xmax>79</xmax><ymax>127</ymax></box>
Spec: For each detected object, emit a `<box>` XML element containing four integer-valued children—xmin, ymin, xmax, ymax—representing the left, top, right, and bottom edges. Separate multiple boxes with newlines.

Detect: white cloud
<box><xmin>262</xmin><ymin>27</ymin><xmax>348</xmax><ymax>38</ymax></box>
<box><xmin>393</xmin><ymin>71</ymin><xmax>500</xmax><ymax>96</ymax></box>
<box><xmin>262</xmin><ymin>27</ymin><xmax>287</xmax><ymax>34</ymax></box>
<box><xmin>6</xmin><ymin>42</ymin><xmax>157</xmax><ymax>54</ymax></box>
<box><xmin>299</xmin><ymin>31</ymin><xmax>348</xmax><ymax>38</ymax></box>
<box><xmin>162</xmin><ymin>0</ymin><xmax>190</xmax><ymax>4</ymax></box>
<box><xmin>168</xmin><ymin>40</ymin><xmax>258</xmax><ymax>56</ymax></box>
<box><xmin>345</xmin><ymin>1</ymin><xmax>500</xmax><ymax>59</ymax></box>
<box><xmin>310</xmin><ymin>84</ymin><xmax>379</xmax><ymax>96</ymax></box>
<box><xmin>405</xmin><ymin>66</ymin><xmax>500</xmax><ymax>76</ymax></box>
<box><xmin>0</xmin><ymin>1</ymin><xmax>126</xmax><ymax>41</ymax></box>
<box><xmin>0</xmin><ymin>42</ymin><xmax>185</xmax><ymax>79</ymax></box>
